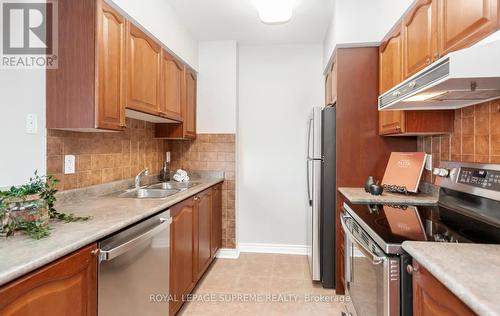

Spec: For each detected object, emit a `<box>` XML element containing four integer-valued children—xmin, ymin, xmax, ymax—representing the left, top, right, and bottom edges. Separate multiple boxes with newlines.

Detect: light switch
<box><xmin>64</xmin><ymin>155</ymin><xmax>76</xmax><ymax>174</ymax></box>
<box><xmin>26</xmin><ymin>114</ymin><xmax>38</xmax><ymax>134</ymax></box>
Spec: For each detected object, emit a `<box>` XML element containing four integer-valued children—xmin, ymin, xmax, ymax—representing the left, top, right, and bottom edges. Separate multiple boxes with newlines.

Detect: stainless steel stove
<box><xmin>341</xmin><ymin>161</ymin><xmax>500</xmax><ymax>316</ymax></box>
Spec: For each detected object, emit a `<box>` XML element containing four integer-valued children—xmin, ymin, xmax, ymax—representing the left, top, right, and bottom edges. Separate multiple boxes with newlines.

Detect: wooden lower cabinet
<box><xmin>195</xmin><ymin>189</ymin><xmax>213</xmax><ymax>279</ymax></box>
<box><xmin>170</xmin><ymin>197</ymin><xmax>196</xmax><ymax>316</ymax></box>
<box><xmin>0</xmin><ymin>244</ymin><xmax>98</xmax><ymax>316</ymax></box>
<box><xmin>170</xmin><ymin>185</ymin><xmax>223</xmax><ymax>315</ymax></box>
<box><xmin>412</xmin><ymin>260</ymin><xmax>475</xmax><ymax>316</ymax></box>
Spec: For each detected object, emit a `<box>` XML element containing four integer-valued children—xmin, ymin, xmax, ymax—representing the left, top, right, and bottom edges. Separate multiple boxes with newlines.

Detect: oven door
<box><xmin>341</xmin><ymin>212</ymin><xmax>400</xmax><ymax>316</ymax></box>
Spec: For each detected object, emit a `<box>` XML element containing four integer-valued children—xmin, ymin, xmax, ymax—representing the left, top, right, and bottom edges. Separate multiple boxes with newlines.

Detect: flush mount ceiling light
<box><xmin>254</xmin><ymin>0</ymin><xmax>294</xmax><ymax>25</ymax></box>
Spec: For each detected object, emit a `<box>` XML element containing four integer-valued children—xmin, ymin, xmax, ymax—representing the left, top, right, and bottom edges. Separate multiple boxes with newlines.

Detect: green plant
<box><xmin>0</xmin><ymin>171</ymin><xmax>90</xmax><ymax>239</ymax></box>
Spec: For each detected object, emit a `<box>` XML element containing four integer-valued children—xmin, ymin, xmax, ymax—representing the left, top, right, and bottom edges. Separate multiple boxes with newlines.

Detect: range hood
<box><xmin>379</xmin><ymin>31</ymin><xmax>500</xmax><ymax>111</ymax></box>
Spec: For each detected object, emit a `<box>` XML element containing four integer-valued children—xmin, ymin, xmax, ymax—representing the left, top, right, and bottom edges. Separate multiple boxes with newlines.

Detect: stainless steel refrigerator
<box><xmin>306</xmin><ymin>105</ymin><xmax>336</xmax><ymax>288</ymax></box>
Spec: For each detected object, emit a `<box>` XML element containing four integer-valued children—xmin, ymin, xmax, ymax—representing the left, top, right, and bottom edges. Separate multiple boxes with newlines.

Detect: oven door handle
<box><xmin>340</xmin><ymin>214</ymin><xmax>385</xmax><ymax>265</ymax></box>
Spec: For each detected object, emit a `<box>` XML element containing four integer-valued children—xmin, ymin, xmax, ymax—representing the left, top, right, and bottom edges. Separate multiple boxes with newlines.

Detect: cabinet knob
<box><xmin>426</xmin><ymin>57</ymin><xmax>431</xmax><ymax>64</ymax></box>
<box><xmin>91</xmin><ymin>249</ymin><xmax>100</xmax><ymax>257</ymax></box>
<box><xmin>406</xmin><ymin>264</ymin><xmax>419</xmax><ymax>274</ymax></box>
<box><xmin>194</xmin><ymin>196</ymin><xmax>200</xmax><ymax>201</ymax></box>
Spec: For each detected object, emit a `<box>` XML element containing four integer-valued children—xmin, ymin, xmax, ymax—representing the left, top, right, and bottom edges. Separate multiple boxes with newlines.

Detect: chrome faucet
<box><xmin>135</xmin><ymin>168</ymin><xmax>149</xmax><ymax>190</ymax></box>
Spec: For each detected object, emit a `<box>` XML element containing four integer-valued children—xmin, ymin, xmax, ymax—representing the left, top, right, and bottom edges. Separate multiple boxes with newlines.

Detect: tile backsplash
<box><xmin>418</xmin><ymin>99</ymin><xmax>500</xmax><ymax>182</ymax></box>
<box><xmin>47</xmin><ymin>118</ymin><xmax>166</xmax><ymax>190</ymax></box>
<box><xmin>168</xmin><ymin>134</ymin><xmax>236</xmax><ymax>249</ymax></box>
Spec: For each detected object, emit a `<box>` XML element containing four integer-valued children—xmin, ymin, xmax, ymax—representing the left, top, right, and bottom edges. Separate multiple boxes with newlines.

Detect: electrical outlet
<box><xmin>425</xmin><ymin>154</ymin><xmax>432</xmax><ymax>171</ymax></box>
<box><xmin>64</xmin><ymin>155</ymin><xmax>76</xmax><ymax>174</ymax></box>
<box><xmin>26</xmin><ymin>114</ymin><xmax>38</xmax><ymax>134</ymax></box>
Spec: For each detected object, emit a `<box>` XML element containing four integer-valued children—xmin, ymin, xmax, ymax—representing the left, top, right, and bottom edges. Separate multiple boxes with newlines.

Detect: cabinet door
<box><xmin>96</xmin><ymin>1</ymin><xmax>126</xmax><ymax>130</ymax></box>
<box><xmin>379</xmin><ymin>24</ymin><xmax>406</xmax><ymax>135</ymax></box>
<box><xmin>160</xmin><ymin>50</ymin><xmax>184</xmax><ymax>121</ymax></box>
<box><xmin>412</xmin><ymin>260</ymin><xmax>475</xmax><ymax>316</ymax></box>
<box><xmin>211</xmin><ymin>184</ymin><xmax>222</xmax><ymax>258</ymax></box>
<box><xmin>439</xmin><ymin>0</ymin><xmax>499</xmax><ymax>56</ymax></box>
<box><xmin>183</xmin><ymin>69</ymin><xmax>197</xmax><ymax>139</ymax></box>
<box><xmin>403</xmin><ymin>0</ymin><xmax>438</xmax><ymax>78</ymax></box>
<box><xmin>0</xmin><ymin>244</ymin><xmax>97</xmax><ymax>316</ymax></box>
<box><xmin>126</xmin><ymin>22</ymin><xmax>161</xmax><ymax>115</ymax></box>
<box><xmin>195</xmin><ymin>189</ymin><xmax>213</xmax><ymax>279</ymax></box>
<box><xmin>170</xmin><ymin>198</ymin><xmax>195</xmax><ymax>315</ymax></box>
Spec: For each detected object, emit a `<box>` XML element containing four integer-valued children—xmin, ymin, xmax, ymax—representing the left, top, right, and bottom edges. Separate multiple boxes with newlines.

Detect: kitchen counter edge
<box><xmin>0</xmin><ymin>178</ymin><xmax>223</xmax><ymax>286</ymax></box>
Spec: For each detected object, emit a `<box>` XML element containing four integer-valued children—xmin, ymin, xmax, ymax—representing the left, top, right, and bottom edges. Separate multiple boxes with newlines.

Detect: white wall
<box><xmin>0</xmin><ymin>69</ymin><xmax>46</xmax><ymax>187</ymax></box>
<box><xmin>197</xmin><ymin>41</ymin><xmax>238</xmax><ymax>133</ymax></box>
<box><xmin>323</xmin><ymin>0</ymin><xmax>413</xmax><ymax>70</ymax></box>
<box><xmin>238</xmin><ymin>44</ymin><xmax>323</xmax><ymax>246</ymax></box>
<box><xmin>110</xmin><ymin>0</ymin><xmax>199</xmax><ymax>70</ymax></box>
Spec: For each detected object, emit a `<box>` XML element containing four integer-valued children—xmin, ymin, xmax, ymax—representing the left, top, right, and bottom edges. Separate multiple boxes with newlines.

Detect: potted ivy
<box><xmin>0</xmin><ymin>172</ymin><xmax>89</xmax><ymax>239</ymax></box>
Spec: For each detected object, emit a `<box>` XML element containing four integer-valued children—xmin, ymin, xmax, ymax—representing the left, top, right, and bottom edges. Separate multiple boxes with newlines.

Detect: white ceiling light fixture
<box><xmin>254</xmin><ymin>0</ymin><xmax>294</xmax><ymax>25</ymax></box>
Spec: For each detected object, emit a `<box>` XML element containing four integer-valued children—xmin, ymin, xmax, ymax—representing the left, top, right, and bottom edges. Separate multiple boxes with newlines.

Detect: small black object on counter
<box><xmin>370</xmin><ymin>181</ymin><xmax>384</xmax><ymax>196</ymax></box>
<box><xmin>365</xmin><ymin>176</ymin><xmax>375</xmax><ymax>193</ymax></box>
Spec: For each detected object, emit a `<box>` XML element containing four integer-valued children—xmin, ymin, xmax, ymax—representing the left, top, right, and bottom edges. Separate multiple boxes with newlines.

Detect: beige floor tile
<box><xmin>233</xmin><ymin>275</ymin><xmax>272</xmax><ymax>294</ymax></box>
<box><xmin>274</xmin><ymin>254</ymin><xmax>308</xmax><ymax>265</ymax></box>
<box><xmin>271</xmin><ymin>262</ymin><xmax>310</xmax><ymax>280</ymax></box>
<box><xmin>179</xmin><ymin>253</ymin><xmax>347</xmax><ymax>315</ymax></box>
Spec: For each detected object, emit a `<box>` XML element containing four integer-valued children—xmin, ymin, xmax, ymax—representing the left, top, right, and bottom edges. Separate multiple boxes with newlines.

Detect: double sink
<box><xmin>114</xmin><ymin>181</ymin><xmax>201</xmax><ymax>199</ymax></box>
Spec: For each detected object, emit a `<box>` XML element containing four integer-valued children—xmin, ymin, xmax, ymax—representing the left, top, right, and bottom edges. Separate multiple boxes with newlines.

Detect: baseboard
<box><xmin>239</xmin><ymin>243</ymin><xmax>308</xmax><ymax>255</ymax></box>
<box><xmin>216</xmin><ymin>247</ymin><xmax>240</xmax><ymax>259</ymax></box>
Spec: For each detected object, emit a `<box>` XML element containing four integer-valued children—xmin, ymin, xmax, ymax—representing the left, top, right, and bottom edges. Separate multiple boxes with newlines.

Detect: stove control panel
<box><xmin>458</xmin><ymin>167</ymin><xmax>500</xmax><ymax>191</ymax></box>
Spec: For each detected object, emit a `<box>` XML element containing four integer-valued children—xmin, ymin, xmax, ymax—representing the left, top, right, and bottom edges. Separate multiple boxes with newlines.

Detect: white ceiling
<box><xmin>165</xmin><ymin>0</ymin><xmax>334</xmax><ymax>44</ymax></box>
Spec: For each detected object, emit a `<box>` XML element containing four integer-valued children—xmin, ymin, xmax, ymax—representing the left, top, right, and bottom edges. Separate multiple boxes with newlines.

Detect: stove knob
<box><xmin>433</xmin><ymin>168</ymin><xmax>450</xmax><ymax>177</ymax></box>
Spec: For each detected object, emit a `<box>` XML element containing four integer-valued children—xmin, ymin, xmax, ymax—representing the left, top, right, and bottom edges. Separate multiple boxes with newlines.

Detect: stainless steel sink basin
<box><xmin>116</xmin><ymin>188</ymin><xmax>179</xmax><ymax>199</ymax></box>
<box><xmin>147</xmin><ymin>181</ymin><xmax>200</xmax><ymax>190</ymax></box>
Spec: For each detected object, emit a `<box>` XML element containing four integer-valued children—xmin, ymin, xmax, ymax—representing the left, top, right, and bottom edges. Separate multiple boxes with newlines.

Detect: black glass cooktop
<box><xmin>344</xmin><ymin>200</ymin><xmax>500</xmax><ymax>249</ymax></box>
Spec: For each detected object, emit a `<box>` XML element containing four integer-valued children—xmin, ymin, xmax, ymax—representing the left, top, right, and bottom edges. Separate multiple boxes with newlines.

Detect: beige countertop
<box><xmin>403</xmin><ymin>241</ymin><xmax>500</xmax><ymax>316</ymax></box>
<box><xmin>0</xmin><ymin>174</ymin><xmax>223</xmax><ymax>286</ymax></box>
<box><xmin>338</xmin><ymin>187</ymin><xmax>438</xmax><ymax>205</ymax></box>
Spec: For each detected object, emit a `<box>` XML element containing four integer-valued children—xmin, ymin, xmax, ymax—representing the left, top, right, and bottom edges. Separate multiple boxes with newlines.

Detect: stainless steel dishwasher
<box><xmin>98</xmin><ymin>210</ymin><xmax>171</xmax><ymax>316</ymax></box>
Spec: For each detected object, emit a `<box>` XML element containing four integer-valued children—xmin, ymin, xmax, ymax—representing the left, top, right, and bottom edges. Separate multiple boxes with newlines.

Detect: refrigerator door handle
<box><xmin>307</xmin><ymin>159</ymin><xmax>312</xmax><ymax>206</ymax></box>
<box><xmin>306</xmin><ymin>117</ymin><xmax>313</xmax><ymax>159</ymax></box>
<box><xmin>306</xmin><ymin>117</ymin><xmax>313</xmax><ymax>206</ymax></box>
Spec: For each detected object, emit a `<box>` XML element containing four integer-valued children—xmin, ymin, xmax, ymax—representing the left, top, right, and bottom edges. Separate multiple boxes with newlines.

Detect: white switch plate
<box><xmin>26</xmin><ymin>114</ymin><xmax>38</xmax><ymax>134</ymax></box>
<box><xmin>425</xmin><ymin>154</ymin><xmax>432</xmax><ymax>171</ymax></box>
<box><xmin>64</xmin><ymin>155</ymin><xmax>76</xmax><ymax>174</ymax></box>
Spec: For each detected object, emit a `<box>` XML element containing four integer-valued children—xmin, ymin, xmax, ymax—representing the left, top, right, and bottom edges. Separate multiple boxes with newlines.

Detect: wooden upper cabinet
<box><xmin>97</xmin><ymin>1</ymin><xmax>126</xmax><ymax>130</ymax></box>
<box><xmin>47</xmin><ymin>0</ymin><xmax>126</xmax><ymax>131</ymax></box>
<box><xmin>403</xmin><ymin>0</ymin><xmax>438</xmax><ymax>78</ymax></box>
<box><xmin>379</xmin><ymin>23</ymin><xmax>407</xmax><ymax>135</ymax></box>
<box><xmin>160</xmin><ymin>50</ymin><xmax>184</xmax><ymax>121</ymax></box>
<box><xmin>412</xmin><ymin>260</ymin><xmax>475</xmax><ymax>316</ymax></box>
<box><xmin>211</xmin><ymin>184</ymin><xmax>222</xmax><ymax>258</ymax></box>
<box><xmin>195</xmin><ymin>189</ymin><xmax>213</xmax><ymax>280</ymax></box>
<box><xmin>184</xmin><ymin>69</ymin><xmax>197</xmax><ymax>139</ymax></box>
<box><xmin>126</xmin><ymin>22</ymin><xmax>161</xmax><ymax>115</ymax></box>
<box><xmin>154</xmin><ymin>67</ymin><xmax>198</xmax><ymax>140</ymax></box>
<box><xmin>438</xmin><ymin>0</ymin><xmax>499</xmax><ymax>56</ymax></box>
<box><xmin>380</xmin><ymin>24</ymin><xmax>403</xmax><ymax>94</ymax></box>
<box><xmin>170</xmin><ymin>198</ymin><xmax>195</xmax><ymax>316</ymax></box>
<box><xmin>0</xmin><ymin>244</ymin><xmax>97</xmax><ymax>316</ymax></box>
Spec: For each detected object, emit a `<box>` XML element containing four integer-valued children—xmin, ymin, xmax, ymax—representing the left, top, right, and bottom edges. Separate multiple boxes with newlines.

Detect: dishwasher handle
<box><xmin>100</xmin><ymin>217</ymin><xmax>172</xmax><ymax>262</ymax></box>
